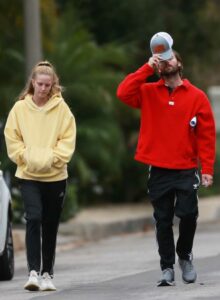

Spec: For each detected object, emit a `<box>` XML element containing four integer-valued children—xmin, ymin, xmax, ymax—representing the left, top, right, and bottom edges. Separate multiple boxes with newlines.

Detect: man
<box><xmin>116</xmin><ymin>32</ymin><xmax>216</xmax><ymax>286</ymax></box>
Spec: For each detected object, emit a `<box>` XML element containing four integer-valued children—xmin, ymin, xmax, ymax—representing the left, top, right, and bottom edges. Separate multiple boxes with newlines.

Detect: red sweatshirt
<box><xmin>117</xmin><ymin>63</ymin><xmax>216</xmax><ymax>175</ymax></box>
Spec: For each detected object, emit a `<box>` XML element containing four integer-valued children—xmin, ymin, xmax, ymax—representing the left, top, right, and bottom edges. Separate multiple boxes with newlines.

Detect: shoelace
<box><xmin>30</xmin><ymin>271</ymin><xmax>38</xmax><ymax>278</ymax></box>
<box><xmin>42</xmin><ymin>273</ymin><xmax>52</xmax><ymax>280</ymax></box>
<box><xmin>182</xmin><ymin>261</ymin><xmax>193</xmax><ymax>272</ymax></box>
<box><xmin>163</xmin><ymin>268</ymin><xmax>173</xmax><ymax>275</ymax></box>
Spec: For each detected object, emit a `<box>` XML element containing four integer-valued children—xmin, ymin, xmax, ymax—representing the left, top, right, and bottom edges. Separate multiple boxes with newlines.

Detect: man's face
<box><xmin>157</xmin><ymin>54</ymin><xmax>180</xmax><ymax>76</ymax></box>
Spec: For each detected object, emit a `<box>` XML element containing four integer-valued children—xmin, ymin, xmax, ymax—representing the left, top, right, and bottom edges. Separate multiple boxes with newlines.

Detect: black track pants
<box><xmin>147</xmin><ymin>167</ymin><xmax>199</xmax><ymax>270</ymax></box>
<box><xmin>20</xmin><ymin>179</ymin><xmax>66</xmax><ymax>276</ymax></box>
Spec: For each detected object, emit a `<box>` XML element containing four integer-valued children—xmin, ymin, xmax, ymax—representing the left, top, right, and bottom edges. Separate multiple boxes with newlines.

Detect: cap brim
<box><xmin>158</xmin><ymin>49</ymin><xmax>173</xmax><ymax>61</ymax></box>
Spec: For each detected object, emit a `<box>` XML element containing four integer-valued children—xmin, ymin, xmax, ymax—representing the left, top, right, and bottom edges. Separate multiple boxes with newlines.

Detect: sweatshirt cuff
<box><xmin>17</xmin><ymin>149</ymin><xmax>25</xmax><ymax>166</ymax></box>
<box><xmin>53</xmin><ymin>156</ymin><xmax>65</xmax><ymax>168</ymax></box>
<box><xmin>53</xmin><ymin>156</ymin><xmax>59</xmax><ymax>164</ymax></box>
<box><xmin>136</xmin><ymin>63</ymin><xmax>155</xmax><ymax>75</ymax></box>
<box><xmin>201</xmin><ymin>167</ymin><xmax>214</xmax><ymax>176</ymax></box>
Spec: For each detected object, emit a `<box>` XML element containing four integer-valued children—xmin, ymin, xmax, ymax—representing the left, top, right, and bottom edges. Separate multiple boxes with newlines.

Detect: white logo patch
<box><xmin>193</xmin><ymin>183</ymin><xmax>199</xmax><ymax>190</ymax></box>
<box><xmin>190</xmin><ymin>116</ymin><xmax>197</xmax><ymax>127</ymax></box>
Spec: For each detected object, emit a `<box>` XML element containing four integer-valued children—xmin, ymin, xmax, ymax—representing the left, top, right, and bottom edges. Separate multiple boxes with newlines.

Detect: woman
<box><xmin>4</xmin><ymin>61</ymin><xmax>76</xmax><ymax>291</ymax></box>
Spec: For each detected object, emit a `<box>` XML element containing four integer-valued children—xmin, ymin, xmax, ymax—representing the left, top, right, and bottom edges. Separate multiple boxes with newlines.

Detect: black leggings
<box><xmin>20</xmin><ymin>179</ymin><xmax>66</xmax><ymax>276</ymax></box>
<box><xmin>147</xmin><ymin>167</ymin><xmax>199</xmax><ymax>270</ymax></box>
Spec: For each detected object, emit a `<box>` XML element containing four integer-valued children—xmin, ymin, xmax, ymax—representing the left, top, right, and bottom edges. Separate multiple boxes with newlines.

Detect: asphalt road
<box><xmin>1</xmin><ymin>222</ymin><xmax>220</xmax><ymax>300</ymax></box>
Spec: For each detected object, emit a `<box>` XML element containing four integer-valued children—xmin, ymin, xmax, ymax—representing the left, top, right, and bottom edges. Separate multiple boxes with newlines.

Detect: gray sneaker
<box><xmin>178</xmin><ymin>258</ymin><xmax>197</xmax><ymax>283</ymax></box>
<box><xmin>157</xmin><ymin>268</ymin><xmax>175</xmax><ymax>287</ymax></box>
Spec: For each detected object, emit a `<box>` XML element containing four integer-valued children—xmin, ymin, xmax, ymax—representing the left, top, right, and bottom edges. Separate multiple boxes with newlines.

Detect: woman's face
<box><xmin>32</xmin><ymin>73</ymin><xmax>53</xmax><ymax>101</ymax></box>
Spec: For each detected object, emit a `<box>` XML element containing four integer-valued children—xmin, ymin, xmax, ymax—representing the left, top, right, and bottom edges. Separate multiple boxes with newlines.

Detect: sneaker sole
<box><xmin>41</xmin><ymin>287</ymin><xmax>56</xmax><ymax>291</ymax></box>
<box><xmin>157</xmin><ymin>280</ymin><xmax>175</xmax><ymax>287</ymax></box>
<box><xmin>182</xmin><ymin>277</ymin><xmax>197</xmax><ymax>284</ymax></box>
<box><xmin>24</xmin><ymin>283</ymin><xmax>40</xmax><ymax>291</ymax></box>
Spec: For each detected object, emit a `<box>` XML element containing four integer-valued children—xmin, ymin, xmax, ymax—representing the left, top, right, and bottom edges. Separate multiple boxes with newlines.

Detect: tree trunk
<box><xmin>23</xmin><ymin>0</ymin><xmax>42</xmax><ymax>78</ymax></box>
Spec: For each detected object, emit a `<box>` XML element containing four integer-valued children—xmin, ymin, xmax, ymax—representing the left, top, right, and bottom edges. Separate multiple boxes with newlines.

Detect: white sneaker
<box><xmin>41</xmin><ymin>272</ymin><xmax>56</xmax><ymax>291</ymax></box>
<box><xmin>24</xmin><ymin>270</ymin><xmax>40</xmax><ymax>291</ymax></box>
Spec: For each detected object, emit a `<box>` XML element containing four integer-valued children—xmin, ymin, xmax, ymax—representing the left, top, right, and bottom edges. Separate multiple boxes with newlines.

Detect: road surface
<box><xmin>1</xmin><ymin>222</ymin><xmax>220</xmax><ymax>300</ymax></box>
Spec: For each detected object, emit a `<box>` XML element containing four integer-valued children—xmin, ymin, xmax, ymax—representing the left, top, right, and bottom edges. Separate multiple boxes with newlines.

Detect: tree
<box><xmin>47</xmin><ymin>6</ymin><xmax>132</xmax><ymax>204</ymax></box>
<box><xmin>23</xmin><ymin>0</ymin><xmax>42</xmax><ymax>77</ymax></box>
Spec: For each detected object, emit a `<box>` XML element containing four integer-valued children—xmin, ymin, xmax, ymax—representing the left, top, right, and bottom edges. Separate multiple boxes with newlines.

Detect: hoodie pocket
<box><xmin>23</xmin><ymin>147</ymin><xmax>54</xmax><ymax>173</ymax></box>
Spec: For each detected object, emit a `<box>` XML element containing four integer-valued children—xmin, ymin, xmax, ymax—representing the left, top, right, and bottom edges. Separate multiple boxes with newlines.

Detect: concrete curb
<box><xmin>59</xmin><ymin>216</ymin><xmax>154</xmax><ymax>241</ymax></box>
<box><xmin>59</xmin><ymin>203</ymin><xmax>154</xmax><ymax>241</ymax></box>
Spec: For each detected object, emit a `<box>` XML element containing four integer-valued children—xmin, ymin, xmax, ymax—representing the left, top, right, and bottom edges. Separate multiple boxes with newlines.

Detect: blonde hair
<box><xmin>18</xmin><ymin>61</ymin><xmax>63</xmax><ymax>100</ymax></box>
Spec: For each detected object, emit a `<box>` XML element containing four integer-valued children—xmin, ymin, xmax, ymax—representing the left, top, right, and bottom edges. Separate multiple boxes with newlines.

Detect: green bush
<box><xmin>60</xmin><ymin>182</ymin><xmax>79</xmax><ymax>222</ymax></box>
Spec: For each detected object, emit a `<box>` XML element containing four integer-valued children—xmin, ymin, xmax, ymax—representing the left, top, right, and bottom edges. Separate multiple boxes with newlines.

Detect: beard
<box><xmin>160</xmin><ymin>65</ymin><xmax>181</xmax><ymax>77</ymax></box>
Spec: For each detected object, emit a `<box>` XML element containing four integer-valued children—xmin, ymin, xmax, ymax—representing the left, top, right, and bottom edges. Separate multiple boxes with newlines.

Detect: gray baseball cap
<box><xmin>150</xmin><ymin>32</ymin><xmax>173</xmax><ymax>60</ymax></box>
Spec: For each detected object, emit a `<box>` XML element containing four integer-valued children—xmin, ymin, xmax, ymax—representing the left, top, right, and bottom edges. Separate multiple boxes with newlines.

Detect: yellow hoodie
<box><xmin>4</xmin><ymin>94</ymin><xmax>76</xmax><ymax>181</ymax></box>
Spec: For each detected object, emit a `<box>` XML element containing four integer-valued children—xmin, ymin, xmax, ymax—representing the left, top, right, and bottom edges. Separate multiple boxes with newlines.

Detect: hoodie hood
<box><xmin>24</xmin><ymin>93</ymin><xmax>63</xmax><ymax>112</ymax></box>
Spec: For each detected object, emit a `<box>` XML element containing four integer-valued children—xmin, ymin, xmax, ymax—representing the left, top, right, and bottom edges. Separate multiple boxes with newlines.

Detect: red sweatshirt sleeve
<box><xmin>196</xmin><ymin>94</ymin><xmax>216</xmax><ymax>175</ymax></box>
<box><xmin>116</xmin><ymin>63</ymin><xmax>155</xmax><ymax>108</ymax></box>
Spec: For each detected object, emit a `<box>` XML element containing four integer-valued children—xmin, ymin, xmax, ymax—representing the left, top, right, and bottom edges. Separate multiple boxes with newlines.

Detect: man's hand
<box><xmin>201</xmin><ymin>174</ymin><xmax>213</xmax><ymax>187</ymax></box>
<box><xmin>148</xmin><ymin>55</ymin><xmax>161</xmax><ymax>70</ymax></box>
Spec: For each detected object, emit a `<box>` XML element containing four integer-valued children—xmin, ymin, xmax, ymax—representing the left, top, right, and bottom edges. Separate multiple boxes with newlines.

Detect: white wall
<box><xmin>207</xmin><ymin>86</ymin><xmax>220</xmax><ymax>132</ymax></box>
